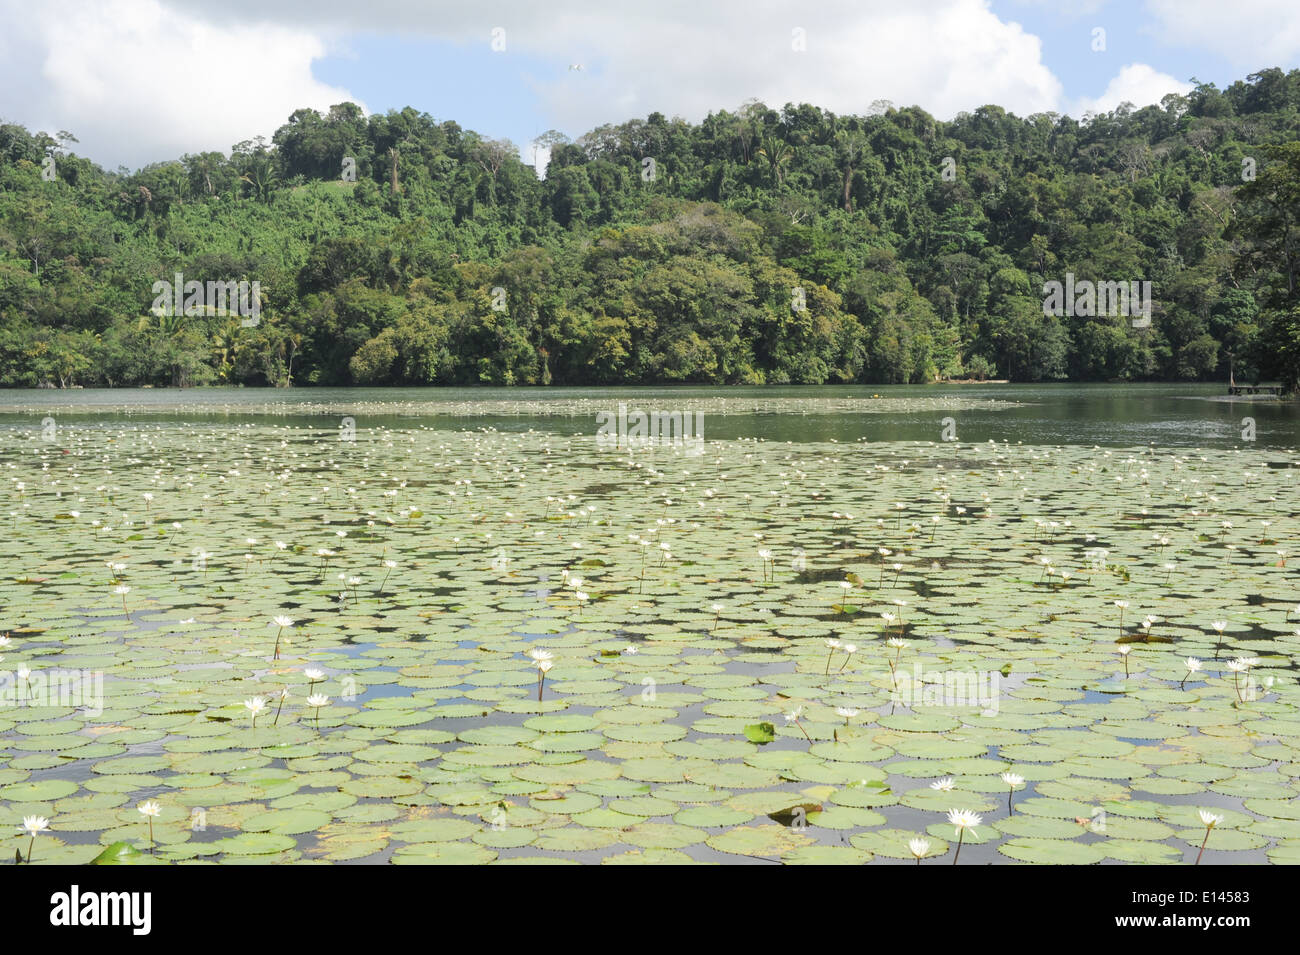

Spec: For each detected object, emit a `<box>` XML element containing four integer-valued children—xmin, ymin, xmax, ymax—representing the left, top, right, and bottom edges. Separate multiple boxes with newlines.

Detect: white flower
<box><xmin>887</xmin><ymin>638</ymin><xmax>909</xmax><ymax>649</ymax></box>
<box><xmin>623</xmin><ymin>646</ymin><xmax>638</xmax><ymax>655</ymax></box>
<box><xmin>1212</xmin><ymin>620</ymin><xmax>1227</xmax><ymax>633</ymax></box>
<box><xmin>784</xmin><ymin>706</ymin><xmax>804</xmax><ymax>723</ymax></box>
<box><xmin>536</xmin><ymin>659</ymin><xmax>554</xmax><ymax>674</ymax></box>
<box><xmin>1118</xmin><ymin>646</ymin><xmax>1131</xmax><ymax>656</ymax></box>
<box><xmin>303</xmin><ymin>668</ymin><xmax>325</xmax><ymax>681</ymax></box>
<box><xmin>244</xmin><ymin>697</ymin><xmax>266</xmax><ymax>715</ymax></box>
<box><xmin>527</xmin><ymin>648</ymin><xmax>553</xmax><ymax>663</ymax></box>
<box><xmin>825</xmin><ymin>639</ymin><xmax>842</xmax><ymax>650</ymax></box>
<box><xmin>836</xmin><ymin>707</ymin><xmax>859</xmax><ymax>718</ymax></box>
<box><xmin>908</xmin><ymin>837</ymin><xmax>930</xmax><ymax>859</ymax></box>
<box><xmin>1001</xmin><ymin>772</ymin><xmax>1025</xmax><ymax>788</ymax></box>
<box><xmin>19</xmin><ymin>815</ymin><xmax>50</xmax><ymax>837</ymax></box>
<box><xmin>306</xmin><ymin>694</ymin><xmax>330</xmax><ymax>707</ymax></box>
<box><xmin>1185</xmin><ymin>657</ymin><xmax>1202</xmax><ymax>672</ymax></box>
<box><xmin>1198</xmin><ymin>809</ymin><xmax>1223</xmax><ymax>829</ymax></box>
<box><xmin>930</xmin><ymin>778</ymin><xmax>955</xmax><ymax>792</ymax></box>
<box><xmin>1226</xmin><ymin>659</ymin><xmax>1249</xmax><ymax>673</ymax></box>
<box><xmin>947</xmin><ymin>808</ymin><xmax>982</xmax><ymax>834</ymax></box>
<box><xmin>137</xmin><ymin>800</ymin><xmax>162</xmax><ymax>818</ymax></box>
<box><xmin>272</xmin><ymin>615</ymin><xmax>294</xmax><ymax>629</ymax></box>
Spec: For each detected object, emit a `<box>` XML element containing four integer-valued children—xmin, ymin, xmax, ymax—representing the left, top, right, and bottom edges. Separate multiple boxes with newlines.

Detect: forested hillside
<box><xmin>3</xmin><ymin>69</ymin><xmax>1300</xmax><ymax>389</ymax></box>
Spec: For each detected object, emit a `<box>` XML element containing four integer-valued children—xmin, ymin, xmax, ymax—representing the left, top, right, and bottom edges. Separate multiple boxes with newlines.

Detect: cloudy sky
<box><xmin>0</xmin><ymin>0</ymin><xmax>1296</xmax><ymax>171</ymax></box>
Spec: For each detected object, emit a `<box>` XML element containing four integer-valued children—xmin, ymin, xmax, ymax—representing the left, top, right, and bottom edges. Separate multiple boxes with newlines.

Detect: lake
<box><xmin>0</xmin><ymin>383</ymin><xmax>1296</xmax><ymax>865</ymax></box>
<box><xmin>0</xmin><ymin>382</ymin><xmax>1297</xmax><ymax>448</ymax></box>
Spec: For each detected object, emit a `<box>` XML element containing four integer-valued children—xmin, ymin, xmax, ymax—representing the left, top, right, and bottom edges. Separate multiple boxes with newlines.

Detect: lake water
<box><xmin>1</xmin><ymin>382</ymin><xmax>1296</xmax><ymax>448</ymax></box>
<box><xmin>1</xmin><ymin>382</ymin><xmax>1297</xmax><ymax>866</ymax></box>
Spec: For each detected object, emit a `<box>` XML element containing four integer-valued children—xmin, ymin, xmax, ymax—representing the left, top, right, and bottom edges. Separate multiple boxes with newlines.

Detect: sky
<box><xmin>0</xmin><ymin>0</ymin><xmax>1296</xmax><ymax>173</ymax></box>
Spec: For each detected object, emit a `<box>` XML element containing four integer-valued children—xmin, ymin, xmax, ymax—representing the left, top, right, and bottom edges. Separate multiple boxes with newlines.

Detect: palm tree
<box><xmin>756</xmin><ymin>132</ymin><xmax>794</xmax><ymax>186</ymax></box>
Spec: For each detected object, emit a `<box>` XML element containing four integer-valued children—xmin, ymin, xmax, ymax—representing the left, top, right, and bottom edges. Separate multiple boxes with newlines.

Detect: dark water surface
<box><xmin>1</xmin><ymin>382</ymin><xmax>1297</xmax><ymax>449</ymax></box>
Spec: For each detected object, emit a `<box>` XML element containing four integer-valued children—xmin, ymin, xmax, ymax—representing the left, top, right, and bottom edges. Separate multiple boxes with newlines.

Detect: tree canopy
<box><xmin>2</xmin><ymin>68</ymin><xmax>1300</xmax><ymax>388</ymax></box>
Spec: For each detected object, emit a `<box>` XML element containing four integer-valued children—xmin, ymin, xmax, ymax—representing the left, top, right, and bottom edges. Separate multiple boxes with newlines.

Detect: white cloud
<box><xmin>0</xmin><ymin>0</ymin><xmax>358</xmax><ymax>169</ymax></box>
<box><xmin>1</xmin><ymin>0</ymin><xmax>1263</xmax><ymax>169</ymax></box>
<box><xmin>1145</xmin><ymin>0</ymin><xmax>1300</xmax><ymax>67</ymax></box>
<box><xmin>1074</xmin><ymin>62</ymin><xmax>1192</xmax><ymax>115</ymax></box>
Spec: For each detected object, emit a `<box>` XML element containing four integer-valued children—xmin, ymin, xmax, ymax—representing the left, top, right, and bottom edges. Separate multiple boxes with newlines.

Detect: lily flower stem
<box><xmin>1195</xmin><ymin>829</ymin><xmax>1211</xmax><ymax>865</ymax></box>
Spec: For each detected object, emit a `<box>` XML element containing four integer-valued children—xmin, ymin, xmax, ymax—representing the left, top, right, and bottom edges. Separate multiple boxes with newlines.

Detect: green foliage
<box><xmin>2</xmin><ymin>71</ymin><xmax>1300</xmax><ymax>387</ymax></box>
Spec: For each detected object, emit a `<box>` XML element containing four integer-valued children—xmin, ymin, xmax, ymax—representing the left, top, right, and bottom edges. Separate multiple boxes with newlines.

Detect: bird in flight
<box><xmin>568</xmin><ymin>63</ymin><xmax>583</xmax><ymax>71</ymax></box>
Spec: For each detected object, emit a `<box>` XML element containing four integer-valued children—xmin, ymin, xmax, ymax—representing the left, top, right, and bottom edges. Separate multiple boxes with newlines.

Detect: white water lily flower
<box><xmin>527</xmin><ymin>648</ymin><xmax>553</xmax><ymax>663</ymax></box>
<box><xmin>908</xmin><ymin>837</ymin><xmax>930</xmax><ymax>859</ymax></box>
<box><xmin>272</xmin><ymin>615</ymin><xmax>294</xmax><ymax>629</ymax></box>
<box><xmin>137</xmin><ymin>800</ymin><xmax>162</xmax><ymax>818</ymax></box>
<box><xmin>1185</xmin><ymin>657</ymin><xmax>1203</xmax><ymax>672</ymax></box>
<box><xmin>930</xmin><ymin>778</ymin><xmax>955</xmax><ymax>792</ymax></box>
<box><xmin>243</xmin><ymin>697</ymin><xmax>266</xmax><ymax>715</ymax></box>
<box><xmin>947</xmin><ymin>809</ymin><xmax>982</xmax><ymax>835</ymax></box>
<box><xmin>19</xmin><ymin>815</ymin><xmax>50</xmax><ymax>837</ymax></box>
<box><xmin>1001</xmin><ymin>772</ymin><xmax>1025</xmax><ymax>788</ymax></box>
<box><xmin>306</xmin><ymin>694</ymin><xmax>330</xmax><ymax>707</ymax></box>
<box><xmin>304</xmin><ymin>667</ymin><xmax>324</xmax><ymax>681</ymax></box>
<box><xmin>1198</xmin><ymin>810</ymin><xmax>1223</xmax><ymax>828</ymax></box>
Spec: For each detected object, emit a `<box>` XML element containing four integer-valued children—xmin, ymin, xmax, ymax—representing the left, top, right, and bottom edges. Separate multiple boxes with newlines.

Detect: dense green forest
<box><xmin>3</xmin><ymin>69</ymin><xmax>1300</xmax><ymax>389</ymax></box>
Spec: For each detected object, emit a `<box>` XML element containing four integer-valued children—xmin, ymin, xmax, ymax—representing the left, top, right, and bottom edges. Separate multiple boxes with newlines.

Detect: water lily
<box><xmin>823</xmin><ymin>638</ymin><xmax>842</xmax><ymax>675</ymax></box>
<box><xmin>307</xmin><ymin>693</ymin><xmax>329</xmax><ymax>724</ymax></box>
<box><xmin>946</xmin><ymin>809</ymin><xmax>982</xmax><ymax>864</ymax></box>
<box><xmin>784</xmin><ymin>705</ymin><xmax>812</xmax><ymax>742</ymax></box>
<box><xmin>114</xmin><ymin>584</ymin><xmax>131</xmax><ymax>614</ymax></box>
<box><xmin>18</xmin><ymin>815</ymin><xmax>50</xmax><ymax>863</ymax></box>
<box><xmin>930</xmin><ymin>777</ymin><xmax>955</xmax><ymax>792</ymax></box>
<box><xmin>1195</xmin><ymin>809</ymin><xmax>1223</xmax><ymax>865</ymax></box>
<box><xmin>304</xmin><ymin>667</ymin><xmax>325</xmax><ymax>694</ymax></box>
<box><xmin>836</xmin><ymin>706</ymin><xmax>859</xmax><ymax>724</ymax></box>
<box><xmin>244</xmin><ymin>697</ymin><xmax>266</xmax><ymax>727</ymax></box>
<box><xmin>379</xmin><ymin>559</ymin><xmax>397</xmax><ymax>593</ymax></box>
<box><xmin>138</xmin><ymin>800</ymin><xmax>161</xmax><ymax>852</ymax></box>
<box><xmin>1118</xmin><ymin>644</ymin><xmax>1131</xmax><ymax>678</ymax></box>
<box><xmin>271</xmin><ymin>615</ymin><xmax>294</xmax><ymax>660</ymax></box>
<box><xmin>1181</xmin><ymin>657</ymin><xmax>1202</xmax><ymax>688</ymax></box>
<box><xmin>909</xmin><ymin>837</ymin><xmax>930</xmax><ymax>864</ymax></box>
<box><xmin>535</xmin><ymin>658</ymin><xmax>554</xmax><ymax>701</ymax></box>
<box><xmin>1001</xmin><ymin>772</ymin><xmax>1025</xmax><ymax>813</ymax></box>
<box><xmin>1114</xmin><ymin>600</ymin><xmax>1129</xmax><ymax>632</ymax></box>
<box><xmin>273</xmin><ymin>687</ymin><xmax>290</xmax><ymax>725</ymax></box>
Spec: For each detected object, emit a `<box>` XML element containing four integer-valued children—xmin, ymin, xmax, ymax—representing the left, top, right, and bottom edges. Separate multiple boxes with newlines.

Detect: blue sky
<box><xmin>0</xmin><ymin>0</ymin><xmax>1295</xmax><ymax>171</ymax></box>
